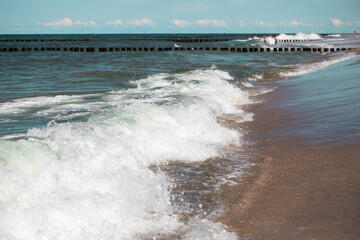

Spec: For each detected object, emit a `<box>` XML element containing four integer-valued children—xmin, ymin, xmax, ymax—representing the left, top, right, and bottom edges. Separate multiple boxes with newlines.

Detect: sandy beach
<box><xmin>220</xmin><ymin>49</ymin><xmax>360</xmax><ymax>239</ymax></box>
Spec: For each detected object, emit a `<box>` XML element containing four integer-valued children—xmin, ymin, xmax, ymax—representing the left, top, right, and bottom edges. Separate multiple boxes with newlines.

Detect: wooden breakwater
<box><xmin>0</xmin><ymin>46</ymin><xmax>353</xmax><ymax>53</ymax></box>
<box><xmin>0</xmin><ymin>39</ymin><xmax>93</xmax><ymax>42</ymax></box>
<box><xmin>0</xmin><ymin>36</ymin><xmax>322</xmax><ymax>43</ymax></box>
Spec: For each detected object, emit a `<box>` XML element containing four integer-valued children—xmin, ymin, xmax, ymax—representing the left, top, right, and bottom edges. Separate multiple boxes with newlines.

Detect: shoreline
<box><xmin>219</xmin><ymin>51</ymin><xmax>360</xmax><ymax>239</ymax></box>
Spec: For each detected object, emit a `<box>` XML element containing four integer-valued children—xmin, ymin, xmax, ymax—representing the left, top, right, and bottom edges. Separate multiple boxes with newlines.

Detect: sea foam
<box><xmin>0</xmin><ymin>68</ymin><xmax>247</xmax><ymax>239</ymax></box>
<box><xmin>280</xmin><ymin>52</ymin><xmax>357</xmax><ymax>78</ymax></box>
<box><xmin>261</xmin><ymin>33</ymin><xmax>322</xmax><ymax>45</ymax></box>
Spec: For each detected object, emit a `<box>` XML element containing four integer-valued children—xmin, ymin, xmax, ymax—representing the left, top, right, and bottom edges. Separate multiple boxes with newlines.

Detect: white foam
<box><xmin>280</xmin><ymin>52</ymin><xmax>357</xmax><ymax>78</ymax></box>
<box><xmin>262</xmin><ymin>33</ymin><xmax>322</xmax><ymax>46</ymax></box>
<box><xmin>246</xmin><ymin>73</ymin><xmax>263</xmax><ymax>82</ymax></box>
<box><xmin>277</xmin><ymin>33</ymin><xmax>322</xmax><ymax>41</ymax></box>
<box><xmin>242</xmin><ymin>81</ymin><xmax>254</xmax><ymax>88</ymax></box>
<box><xmin>0</xmin><ymin>69</ymin><xmax>248</xmax><ymax>239</ymax></box>
<box><xmin>234</xmin><ymin>39</ymin><xmax>249</xmax><ymax>42</ymax></box>
<box><xmin>249</xmin><ymin>87</ymin><xmax>277</xmax><ymax>97</ymax></box>
<box><xmin>0</xmin><ymin>94</ymin><xmax>92</xmax><ymax>114</ymax></box>
<box><xmin>183</xmin><ymin>219</ymin><xmax>238</xmax><ymax>240</ymax></box>
<box><xmin>234</xmin><ymin>36</ymin><xmax>259</xmax><ymax>42</ymax></box>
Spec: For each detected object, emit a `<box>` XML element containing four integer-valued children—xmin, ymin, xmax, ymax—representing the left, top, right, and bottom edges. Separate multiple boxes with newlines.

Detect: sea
<box><xmin>0</xmin><ymin>33</ymin><xmax>359</xmax><ymax>239</ymax></box>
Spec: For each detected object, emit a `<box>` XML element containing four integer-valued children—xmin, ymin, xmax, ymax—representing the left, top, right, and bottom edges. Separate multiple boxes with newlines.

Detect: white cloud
<box><xmin>38</xmin><ymin>18</ymin><xmax>96</xmax><ymax>27</ymax></box>
<box><xmin>280</xmin><ymin>20</ymin><xmax>311</xmax><ymax>27</ymax></box>
<box><xmin>76</xmin><ymin>20</ymin><xmax>96</xmax><ymax>26</ymax></box>
<box><xmin>106</xmin><ymin>20</ymin><xmax>123</xmax><ymax>26</ymax></box>
<box><xmin>345</xmin><ymin>21</ymin><xmax>360</xmax><ymax>27</ymax></box>
<box><xmin>196</xmin><ymin>19</ymin><xmax>227</xmax><ymax>27</ymax></box>
<box><xmin>289</xmin><ymin>20</ymin><xmax>310</xmax><ymax>26</ymax></box>
<box><xmin>126</xmin><ymin>18</ymin><xmax>157</xmax><ymax>27</ymax></box>
<box><xmin>106</xmin><ymin>18</ymin><xmax>156</xmax><ymax>27</ymax></box>
<box><xmin>331</xmin><ymin>18</ymin><xmax>343</xmax><ymax>27</ymax></box>
<box><xmin>171</xmin><ymin>19</ymin><xmax>228</xmax><ymax>28</ymax></box>
<box><xmin>256</xmin><ymin>21</ymin><xmax>276</xmax><ymax>28</ymax></box>
<box><xmin>42</xmin><ymin>17</ymin><xmax>74</xmax><ymax>27</ymax></box>
<box><xmin>172</xmin><ymin>19</ymin><xmax>191</xmax><ymax>27</ymax></box>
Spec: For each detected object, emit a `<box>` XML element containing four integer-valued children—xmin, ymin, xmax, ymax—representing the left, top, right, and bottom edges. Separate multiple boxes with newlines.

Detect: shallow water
<box><xmin>274</xmin><ymin>56</ymin><xmax>360</xmax><ymax>145</ymax></box>
<box><xmin>0</xmin><ymin>33</ymin><xmax>359</xmax><ymax>239</ymax></box>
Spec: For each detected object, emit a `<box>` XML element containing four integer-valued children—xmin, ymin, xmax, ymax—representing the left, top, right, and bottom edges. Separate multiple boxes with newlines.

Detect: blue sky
<box><xmin>1</xmin><ymin>0</ymin><xmax>359</xmax><ymax>34</ymax></box>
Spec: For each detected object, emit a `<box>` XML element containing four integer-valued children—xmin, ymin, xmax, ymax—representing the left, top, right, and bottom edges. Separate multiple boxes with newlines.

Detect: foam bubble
<box><xmin>277</xmin><ymin>33</ymin><xmax>322</xmax><ymax>41</ymax></box>
<box><xmin>183</xmin><ymin>219</ymin><xmax>238</xmax><ymax>240</ymax></box>
<box><xmin>0</xmin><ymin>94</ymin><xmax>95</xmax><ymax>115</ymax></box>
<box><xmin>242</xmin><ymin>81</ymin><xmax>254</xmax><ymax>88</ymax></box>
<box><xmin>234</xmin><ymin>36</ymin><xmax>259</xmax><ymax>42</ymax></box>
<box><xmin>0</xmin><ymin>69</ymin><xmax>248</xmax><ymax>239</ymax></box>
<box><xmin>280</xmin><ymin>52</ymin><xmax>357</xmax><ymax>78</ymax></box>
<box><xmin>247</xmin><ymin>74</ymin><xmax>263</xmax><ymax>82</ymax></box>
<box><xmin>261</xmin><ymin>33</ymin><xmax>322</xmax><ymax>46</ymax></box>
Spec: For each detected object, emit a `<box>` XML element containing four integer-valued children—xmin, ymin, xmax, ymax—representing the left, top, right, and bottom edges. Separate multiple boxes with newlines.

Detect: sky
<box><xmin>1</xmin><ymin>0</ymin><xmax>359</xmax><ymax>34</ymax></box>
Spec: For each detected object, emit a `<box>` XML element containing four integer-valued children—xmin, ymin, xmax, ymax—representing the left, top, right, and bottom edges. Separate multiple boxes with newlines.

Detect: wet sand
<box><xmin>220</xmin><ymin>81</ymin><xmax>360</xmax><ymax>239</ymax></box>
<box><xmin>346</xmin><ymin>34</ymin><xmax>360</xmax><ymax>64</ymax></box>
<box><xmin>350</xmin><ymin>47</ymin><xmax>360</xmax><ymax>65</ymax></box>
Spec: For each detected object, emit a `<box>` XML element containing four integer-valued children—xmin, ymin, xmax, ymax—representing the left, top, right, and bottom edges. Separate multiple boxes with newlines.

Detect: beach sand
<box><xmin>219</xmin><ymin>63</ymin><xmax>360</xmax><ymax>239</ymax></box>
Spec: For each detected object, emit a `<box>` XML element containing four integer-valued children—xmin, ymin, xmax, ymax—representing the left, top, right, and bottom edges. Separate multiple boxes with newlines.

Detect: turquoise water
<box><xmin>0</xmin><ymin>34</ymin><xmax>359</xmax><ymax>239</ymax></box>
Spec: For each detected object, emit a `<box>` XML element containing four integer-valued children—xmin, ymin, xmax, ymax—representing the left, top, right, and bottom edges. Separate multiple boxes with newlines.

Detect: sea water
<box><xmin>275</xmin><ymin>55</ymin><xmax>360</xmax><ymax>145</ymax></box>
<box><xmin>0</xmin><ymin>33</ymin><xmax>358</xmax><ymax>239</ymax></box>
